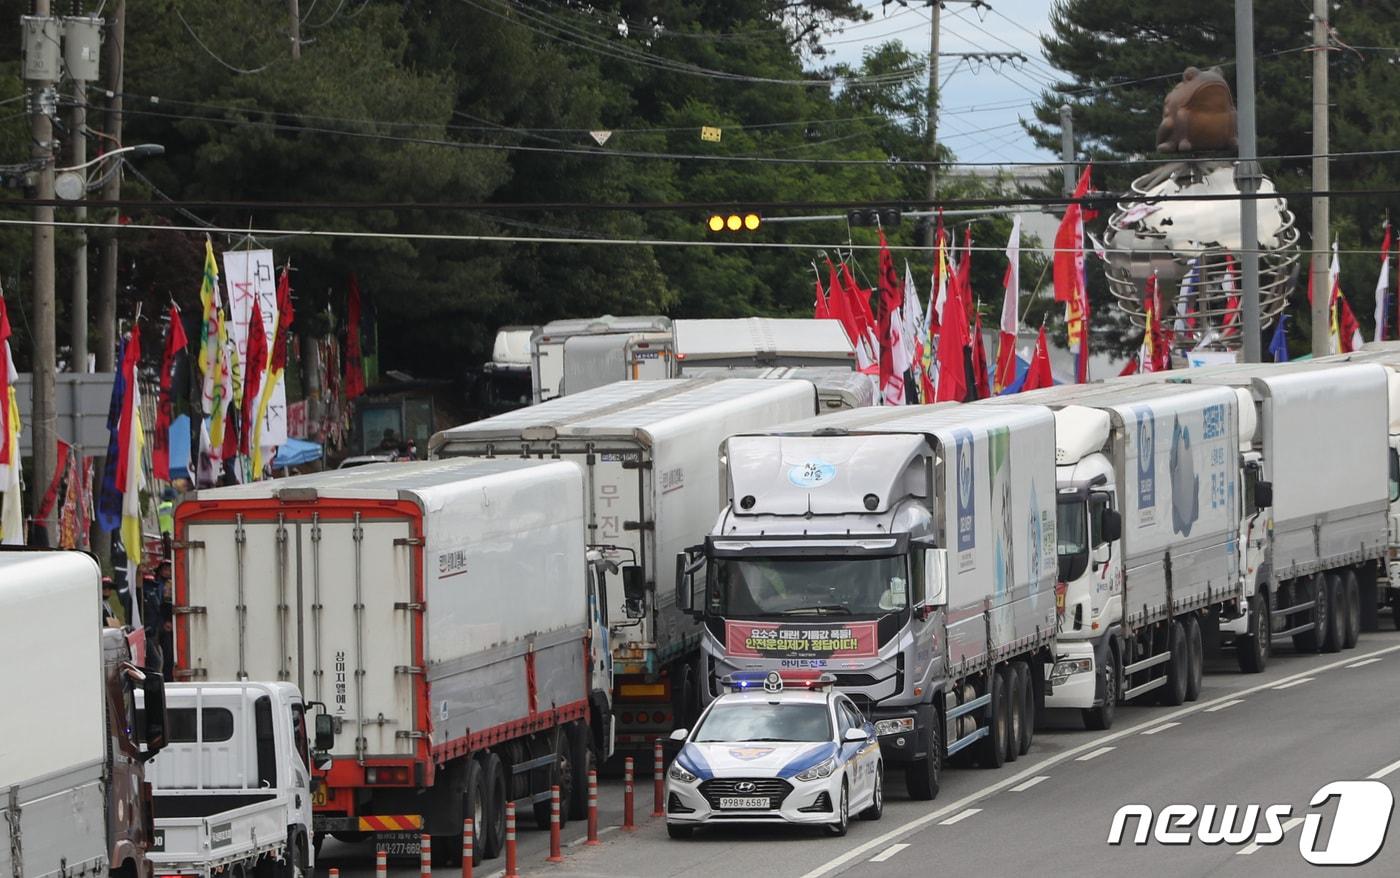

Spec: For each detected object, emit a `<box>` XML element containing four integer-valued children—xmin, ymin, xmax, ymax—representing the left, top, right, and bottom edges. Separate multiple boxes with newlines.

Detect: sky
<box><xmin>817</xmin><ymin>0</ymin><xmax>1062</xmax><ymax>166</ymax></box>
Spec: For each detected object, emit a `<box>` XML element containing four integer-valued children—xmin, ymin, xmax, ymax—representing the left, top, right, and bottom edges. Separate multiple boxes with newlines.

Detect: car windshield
<box><xmin>709</xmin><ymin>555</ymin><xmax>908</xmax><ymax>617</ymax></box>
<box><xmin>1057</xmin><ymin>498</ymin><xmax>1088</xmax><ymax>582</ymax></box>
<box><xmin>692</xmin><ymin>702</ymin><xmax>832</xmax><ymax>743</ymax></box>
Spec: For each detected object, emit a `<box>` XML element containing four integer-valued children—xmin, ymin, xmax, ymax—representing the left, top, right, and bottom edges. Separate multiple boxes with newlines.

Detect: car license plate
<box><xmin>719</xmin><ymin>796</ymin><xmax>770</xmax><ymax>809</ymax></box>
<box><xmin>374</xmin><ymin>831</ymin><xmax>422</xmax><ymax>858</ymax></box>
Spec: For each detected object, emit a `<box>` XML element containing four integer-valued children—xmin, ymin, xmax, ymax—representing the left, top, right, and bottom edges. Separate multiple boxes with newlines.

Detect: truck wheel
<box><xmin>1183</xmin><ymin>615</ymin><xmax>1203</xmax><ymax>702</ymax></box>
<box><xmin>1236</xmin><ymin>594</ymin><xmax>1270</xmax><ymax>673</ymax></box>
<box><xmin>481</xmin><ymin>753</ymin><xmax>507</xmax><ymax>860</ymax></box>
<box><xmin>1322</xmin><ymin>573</ymin><xmax>1344</xmax><ymax>653</ymax></box>
<box><xmin>567</xmin><ymin>722</ymin><xmax>594</xmax><ymax>819</ymax></box>
<box><xmin>1004</xmin><ymin>665</ymin><xmax>1024</xmax><ymax>764</ymax></box>
<box><xmin>1014</xmin><ymin>662</ymin><xmax>1033</xmax><ymax>756</ymax></box>
<box><xmin>1359</xmin><ymin>566</ymin><xmax>1381</xmax><ymax>632</ymax></box>
<box><xmin>1081</xmin><ymin>644</ymin><xmax>1118</xmax><ymax>731</ymax></box>
<box><xmin>1294</xmin><ymin>575</ymin><xmax>1327</xmax><ymax>652</ymax></box>
<box><xmin>903</xmin><ymin>708</ymin><xmax>942</xmax><ymax>801</ymax></box>
<box><xmin>1159</xmin><ymin>621</ymin><xmax>1188</xmax><ymax>707</ymax></box>
<box><xmin>978</xmin><ymin>668</ymin><xmax>1008</xmax><ymax>770</ymax></box>
<box><xmin>464</xmin><ymin>759</ymin><xmax>487</xmax><ymax>866</ymax></box>
<box><xmin>1343</xmin><ymin>570</ymin><xmax>1361</xmax><ymax>649</ymax></box>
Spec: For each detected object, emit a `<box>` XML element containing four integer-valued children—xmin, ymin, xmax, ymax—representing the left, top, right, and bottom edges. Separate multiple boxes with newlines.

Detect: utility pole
<box><xmin>1060</xmin><ymin>105</ymin><xmax>1075</xmax><ymax>197</ymax></box>
<box><xmin>1234</xmin><ymin>0</ymin><xmax>1263</xmax><ymax>362</ymax></box>
<box><xmin>24</xmin><ymin>5</ymin><xmax>58</xmax><ymax>527</ymax></box>
<box><xmin>1310</xmin><ymin>0</ymin><xmax>1330</xmax><ymax>356</ymax></box>
<box><xmin>288</xmin><ymin>0</ymin><xmax>302</xmax><ymax>59</ymax></box>
<box><xmin>923</xmin><ymin>0</ymin><xmax>941</xmax><ymax>248</ymax></box>
<box><xmin>96</xmin><ymin>0</ymin><xmax>124</xmax><ymax>374</ymax></box>
<box><xmin>64</xmin><ymin>13</ymin><xmax>103</xmax><ymax>374</ymax></box>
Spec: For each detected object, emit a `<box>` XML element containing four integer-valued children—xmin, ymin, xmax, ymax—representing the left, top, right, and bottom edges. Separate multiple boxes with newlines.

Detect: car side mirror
<box><xmin>141</xmin><ymin>672</ymin><xmax>168</xmax><ymax>760</ymax></box>
<box><xmin>622</xmin><ymin>566</ymin><xmax>646</xmax><ymax>619</ymax></box>
<box><xmin>1254</xmin><ymin>480</ymin><xmax>1273</xmax><ymax>511</ymax></box>
<box><xmin>669</xmin><ymin>728</ymin><xmax>689</xmax><ymax>743</ymax></box>
<box><xmin>1099</xmin><ymin>508</ymin><xmax>1122</xmax><ymax>544</ymax></box>
<box><xmin>314</xmin><ymin>712</ymin><xmax>335</xmax><ymax>753</ymax></box>
<box><xmin>922</xmin><ymin>548</ymin><xmax>948</xmax><ymax>608</ymax></box>
<box><xmin>842</xmin><ymin>728</ymin><xmax>868</xmax><ymax>743</ymax></box>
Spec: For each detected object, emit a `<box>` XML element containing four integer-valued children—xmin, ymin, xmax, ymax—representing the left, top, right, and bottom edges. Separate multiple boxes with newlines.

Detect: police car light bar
<box><xmin>720</xmin><ymin>671</ymin><xmax>837</xmax><ymax>692</ymax></box>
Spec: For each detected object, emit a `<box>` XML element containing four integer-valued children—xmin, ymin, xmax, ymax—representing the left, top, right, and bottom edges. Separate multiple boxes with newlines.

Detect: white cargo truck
<box><xmin>678</xmin><ymin>403</ymin><xmax>1058</xmax><ymax>800</ymax></box>
<box><xmin>480</xmin><ymin>325</ymin><xmax>538</xmax><ymax>414</ymax></box>
<box><xmin>982</xmin><ymin>382</ymin><xmax>1245</xmax><ymax>728</ymax></box>
<box><xmin>172</xmin><ymin>459</ymin><xmax>614</xmax><ymax>864</ymax></box>
<box><xmin>1148</xmin><ymin>362</ymin><xmax>1388</xmax><ymax>667</ymax></box>
<box><xmin>676</xmin><ymin>365</ymin><xmax>876</xmax><ymax>412</ymax></box>
<box><xmin>431</xmin><ymin>378</ymin><xmax>818</xmax><ymax>751</ymax></box>
<box><xmin>672</xmin><ymin>318</ymin><xmax>857</xmax><ymax>374</ymax></box>
<box><xmin>139</xmin><ymin>682</ymin><xmax>316</xmax><ymax>878</ymax></box>
<box><xmin>1</xmin><ymin>550</ymin><xmax>168</xmax><ymax>878</ymax></box>
<box><xmin>531</xmin><ymin>315</ymin><xmax>673</xmax><ymax>403</ymax></box>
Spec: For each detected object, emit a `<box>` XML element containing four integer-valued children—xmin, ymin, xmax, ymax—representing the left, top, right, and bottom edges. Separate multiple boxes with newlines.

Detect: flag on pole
<box><xmin>934</xmin><ymin>269</ymin><xmax>970</xmax><ymax>403</ymax></box>
<box><xmin>813</xmin><ymin>272</ymin><xmax>830</xmax><ymax>320</ymax></box>
<box><xmin>153</xmin><ymin>305</ymin><xmax>188</xmax><ymax>481</ymax></box>
<box><xmin>1055</xmin><ymin>166</ymin><xmax>1094</xmax><ymax>382</ymax></box>
<box><xmin>898</xmin><ymin>261</ymin><xmax>924</xmax><ymax>402</ymax></box>
<box><xmin>1330</xmin><ymin>240</ymin><xmax>1364</xmax><ymax>352</ymax></box>
<box><xmin>117</xmin><ymin>326</ymin><xmax>146</xmax><ymax>626</ymax></box>
<box><xmin>970</xmin><ymin>312</ymin><xmax>991</xmax><ymax>400</ymax></box>
<box><xmin>239</xmin><ymin>297</ymin><xmax>269</xmax><ymax>460</ymax></box>
<box><xmin>197</xmin><ymin>238</ymin><xmax>221</xmax><ymax>411</ymax></box>
<box><xmin>1375</xmin><ymin>221</ymin><xmax>1392</xmax><ymax>343</ymax></box>
<box><xmin>877</xmin><ymin>230</ymin><xmax>903</xmax><ymax>405</ymax></box>
<box><xmin>994</xmin><ymin>216</ymin><xmax>1021</xmax><ymax>394</ymax></box>
<box><xmin>344</xmin><ymin>274</ymin><xmax>367</xmax><ymax>400</ymax></box>
<box><xmin>1175</xmin><ymin>259</ymin><xmax>1198</xmax><ymax>336</ymax></box>
<box><xmin>954</xmin><ymin>227</ymin><xmax>973</xmax><ymax>313</ymax></box>
<box><xmin>1118</xmin><ymin>354</ymin><xmax>1140</xmax><ymax>377</ymax></box>
<box><xmin>1269</xmin><ymin>314</ymin><xmax>1290</xmax><ymax>362</ymax></box>
<box><xmin>825</xmin><ymin>260</ymin><xmax>863</xmax><ymax>362</ymax></box>
<box><xmin>0</xmin><ymin>286</ymin><xmax>21</xmax><ymax>546</ymax></box>
<box><xmin>253</xmin><ymin>264</ymin><xmax>294</xmax><ymax>477</ymax></box>
<box><xmin>97</xmin><ymin>336</ymin><xmax>127</xmax><ymax>530</ymax></box>
<box><xmin>922</xmin><ymin>229</ymin><xmax>949</xmax><ymax>392</ymax></box>
<box><xmin>1022</xmin><ymin>327</ymin><xmax>1054</xmax><ymax>391</ymax></box>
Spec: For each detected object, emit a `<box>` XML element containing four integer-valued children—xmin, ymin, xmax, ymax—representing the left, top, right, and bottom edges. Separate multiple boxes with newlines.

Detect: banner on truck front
<box><xmin>725</xmin><ymin>620</ymin><xmax>879</xmax><ymax>659</ymax></box>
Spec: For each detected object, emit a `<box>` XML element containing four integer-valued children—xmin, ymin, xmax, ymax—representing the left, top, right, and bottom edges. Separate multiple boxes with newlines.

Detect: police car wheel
<box><xmin>859</xmin><ymin>765</ymin><xmax>883</xmax><ymax>820</ymax></box>
<box><xmin>826</xmin><ymin>781</ymin><xmax>849</xmax><ymax>836</ymax></box>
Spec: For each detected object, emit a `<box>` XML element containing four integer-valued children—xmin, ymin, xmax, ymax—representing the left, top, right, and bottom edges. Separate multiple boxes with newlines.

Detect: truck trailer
<box><xmin>1</xmin><ymin>550</ymin><xmax>168</xmax><ymax>878</ymax></box>
<box><xmin>530</xmin><ymin>315</ymin><xmax>673</xmax><ymax>403</ymax></box>
<box><xmin>430</xmin><ymin>378</ymin><xmax>819</xmax><ymax>749</ymax></box>
<box><xmin>172</xmin><ymin>458</ymin><xmax>614</xmax><ymax>863</ymax></box>
<box><xmin>679</xmin><ymin>403</ymin><xmax>1058</xmax><ymax>800</ymax></box>
<box><xmin>672</xmin><ymin>318</ymin><xmax>857</xmax><ymax>374</ymax></box>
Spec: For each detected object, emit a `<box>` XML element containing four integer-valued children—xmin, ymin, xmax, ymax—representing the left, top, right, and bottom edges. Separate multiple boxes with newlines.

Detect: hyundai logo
<box><xmin>735</xmin><ymin>781</ymin><xmax>757</xmax><ymax>794</ymax></box>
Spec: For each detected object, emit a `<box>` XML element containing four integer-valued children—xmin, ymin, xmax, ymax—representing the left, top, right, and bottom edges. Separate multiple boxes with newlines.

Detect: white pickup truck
<box><xmin>138</xmin><ymin>682</ymin><xmax>322</xmax><ymax>878</ymax></box>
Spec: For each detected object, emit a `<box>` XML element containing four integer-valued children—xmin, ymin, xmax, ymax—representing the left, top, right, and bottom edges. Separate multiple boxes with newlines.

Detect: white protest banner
<box><xmin>222</xmin><ymin>249</ymin><xmax>287</xmax><ymax>444</ymax></box>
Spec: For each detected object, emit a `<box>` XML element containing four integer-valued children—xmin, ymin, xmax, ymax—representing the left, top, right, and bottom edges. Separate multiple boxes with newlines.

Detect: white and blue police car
<box><xmin>664</xmin><ymin>671</ymin><xmax>882</xmax><ymax>838</ymax></box>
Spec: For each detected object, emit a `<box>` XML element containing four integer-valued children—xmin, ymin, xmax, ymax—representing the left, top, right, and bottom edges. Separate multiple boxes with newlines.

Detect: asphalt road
<box><xmin>323</xmin><ymin>626</ymin><xmax>1400</xmax><ymax>878</ymax></box>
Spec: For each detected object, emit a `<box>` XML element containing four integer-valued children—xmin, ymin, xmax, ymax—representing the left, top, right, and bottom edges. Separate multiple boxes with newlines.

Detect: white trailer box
<box><xmin>673</xmin><ymin>318</ymin><xmax>857</xmax><ymax>372</ymax></box>
<box><xmin>531</xmin><ymin>315</ymin><xmax>673</xmax><ymax>403</ymax></box>
<box><xmin>431</xmin><ymin>378</ymin><xmax>818</xmax><ymax>746</ymax></box>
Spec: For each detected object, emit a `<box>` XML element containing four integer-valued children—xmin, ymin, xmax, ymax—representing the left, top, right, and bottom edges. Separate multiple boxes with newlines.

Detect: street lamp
<box><xmin>53</xmin><ymin>143</ymin><xmax>163</xmax><ymax>200</ymax></box>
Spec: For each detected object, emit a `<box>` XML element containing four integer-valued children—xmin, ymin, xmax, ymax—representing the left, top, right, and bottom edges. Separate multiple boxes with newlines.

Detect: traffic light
<box><xmin>846</xmin><ymin>208</ymin><xmax>902</xmax><ymax>228</ymax></box>
<box><xmin>706</xmin><ymin>212</ymin><xmax>762</xmax><ymax>233</ymax></box>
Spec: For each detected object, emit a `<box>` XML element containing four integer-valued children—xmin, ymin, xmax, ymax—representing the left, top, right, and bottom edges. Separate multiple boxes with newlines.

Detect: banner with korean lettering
<box><xmin>725</xmin><ymin>620</ymin><xmax>879</xmax><ymax>660</ymax></box>
<box><xmin>222</xmin><ymin>249</ymin><xmax>287</xmax><ymax>444</ymax></box>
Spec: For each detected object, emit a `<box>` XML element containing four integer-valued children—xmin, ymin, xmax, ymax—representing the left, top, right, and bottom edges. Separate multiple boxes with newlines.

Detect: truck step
<box><xmin>1122</xmin><ymin>675</ymin><xmax>1167</xmax><ymax>701</ymax></box>
<box><xmin>1122</xmin><ymin>651</ymin><xmax>1172</xmax><ymax>676</ymax></box>
<box><xmin>1275</xmin><ymin>622</ymin><xmax>1315</xmax><ymax>638</ymax></box>
<box><xmin>1271</xmin><ymin>600</ymin><xmax>1314</xmax><ymax>620</ymax></box>
<box><xmin>945</xmin><ymin>725</ymin><xmax>989</xmax><ymax>757</ymax></box>
<box><xmin>946</xmin><ymin>692</ymin><xmax>991</xmax><ymax>721</ymax></box>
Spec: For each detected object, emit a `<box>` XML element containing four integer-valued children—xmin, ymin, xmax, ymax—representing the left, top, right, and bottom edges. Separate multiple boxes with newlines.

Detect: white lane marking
<box><xmin>566</xmin><ymin>824</ymin><xmax>620</xmax><ymax>847</ymax></box>
<box><xmin>1075</xmin><ymin>746</ymin><xmax>1115</xmax><ymax>762</ymax></box>
<box><xmin>1369</xmin><ymin>757</ymin><xmax>1400</xmax><ymax>780</ymax></box>
<box><xmin>869</xmin><ymin>844</ymin><xmax>909</xmax><ymax>863</ymax></box>
<box><xmin>938</xmin><ymin>808</ymin><xmax>981</xmax><ymax>826</ymax></box>
<box><xmin>1204</xmin><ymin>699</ymin><xmax>1244</xmax><ymax>713</ymax></box>
<box><xmin>1272</xmin><ymin>677</ymin><xmax>1314</xmax><ymax>690</ymax></box>
<box><xmin>1141</xmin><ymin>722</ymin><xmax>1181</xmax><ymax>735</ymax></box>
<box><xmin>798</xmin><ymin>640</ymin><xmax>1400</xmax><ymax>878</ymax></box>
<box><xmin>1348</xmin><ymin>657</ymin><xmax>1383</xmax><ymax>668</ymax></box>
<box><xmin>1237</xmin><ymin>817</ymin><xmax>1304</xmax><ymax>855</ymax></box>
<box><xmin>1009</xmin><ymin>775</ymin><xmax>1049</xmax><ymax>792</ymax></box>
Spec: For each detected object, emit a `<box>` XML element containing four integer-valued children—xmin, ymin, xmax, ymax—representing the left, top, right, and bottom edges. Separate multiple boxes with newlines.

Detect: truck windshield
<box><xmin>1057</xmin><ymin>498</ymin><xmax>1089</xmax><ymax>582</ymax></box>
<box><xmin>709</xmin><ymin>555</ymin><xmax>908</xmax><ymax>617</ymax></box>
<box><xmin>693</xmin><ymin>702</ymin><xmax>831</xmax><ymax>743</ymax></box>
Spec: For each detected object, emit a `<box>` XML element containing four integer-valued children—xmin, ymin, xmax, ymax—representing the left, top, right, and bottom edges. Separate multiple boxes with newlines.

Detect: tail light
<box><xmin>365</xmin><ymin>765</ymin><xmax>411</xmax><ymax>785</ymax></box>
<box><xmin>652</xmin><ymin>711</ymin><xmax>668</xmax><ymax>725</ymax></box>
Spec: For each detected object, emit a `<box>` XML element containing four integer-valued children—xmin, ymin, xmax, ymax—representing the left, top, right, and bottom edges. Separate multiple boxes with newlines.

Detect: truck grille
<box><xmin>698</xmin><ymin>778</ymin><xmax>792</xmax><ymax>810</ymax></box>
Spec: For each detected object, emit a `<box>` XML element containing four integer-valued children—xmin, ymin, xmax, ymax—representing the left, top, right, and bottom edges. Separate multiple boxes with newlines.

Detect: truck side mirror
<box><xmin>141</xmin><ymin>672</ymin><xmax>168</xmax><ymax>760</ymax></box>
<box><xmin>314</xmin><ymin>713</ymin><xmax>335</xmax><ymax>753</ymax></box>
<box><xmin>674</xmin><ymin>547</ymin><xmax>706</xmax><ymax>618</ymax></box>
<box><xmin>1254</xmin><ymin>480</ymin><xmax>1273</xmax><ymax>511</ymax></box>
<box><xmin>1099</xmin><ymin>508</ymin><xmax>1122</xmax><ymax>544</ymax></box>
<box><xmin>622</xmin><ymin>566</ymin><xmax>646</xmax><ymax>619</ymax></box>
<box><xmin>922</xmin><ymin>548</ymin><xmax>949</xmax><ymax>608</ymax></box>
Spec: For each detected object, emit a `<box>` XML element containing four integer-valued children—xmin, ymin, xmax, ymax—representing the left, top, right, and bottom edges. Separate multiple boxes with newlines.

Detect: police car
<box><xmin>664</xmin><ymin>671</ymin><xmax>882</xmax><ymax>838</ymax></box>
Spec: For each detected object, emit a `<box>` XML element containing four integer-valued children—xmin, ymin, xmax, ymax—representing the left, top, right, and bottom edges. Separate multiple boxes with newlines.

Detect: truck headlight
<box><xmin>668</xmin><ymin>763</ymin><xmax>698</xmax><ymax>784</ymax></box>
<box><xmin>795</xmin><ymin>757</ymin><xmax>837</xmax><ymax>782</ymax></box>
<box><xmin>874</xmin><ymin>717</ymin><xmax>916</xmax><ymax>737</ymax></box>
<box><xmin>1050</xmin><ymin>658</ymin><xmax>1093</xmax><ymax>681</ymax></box>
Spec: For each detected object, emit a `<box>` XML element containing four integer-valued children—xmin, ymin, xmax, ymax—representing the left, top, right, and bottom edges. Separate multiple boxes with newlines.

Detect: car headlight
<box><xmin>1050</xmin><ymin>658</ymin><xmax>1093</xmax><ymax>680</ymax></box>
<box><xmin>668</xmin><ymin>763</ymin><xmax>698</xmax><ymax>784</ymax></box>
<box><xmin>794</xmin><ymin>757</ymin><xmax>838</xmax><ymax>782</ymax></box>
<box><xmin>874</xmin><ymin>717</ymin><xmax>915</xmax><ymax>737</ymax></box>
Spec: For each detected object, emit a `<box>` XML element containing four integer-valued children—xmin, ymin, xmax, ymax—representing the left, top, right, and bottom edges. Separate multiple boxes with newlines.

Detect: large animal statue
<box><xmin>1156</xmin><ymin>67</ymin><xmax>1239</xmax><ymax>153</ymax></box>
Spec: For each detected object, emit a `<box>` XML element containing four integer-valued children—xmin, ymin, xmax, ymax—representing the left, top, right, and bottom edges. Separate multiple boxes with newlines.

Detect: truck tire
<box><xmin>1014</xmin><ymin>662</ymin><xmax>1033</xmax><ymax>756</ymax></box>
<box><xmin>465</xmin><ymin>759</ymin><xmax>487</xmax><ymax>866</ymax></box>
<box><xmin>1236</xmin><ymin>593</ymin><xmax>1270</xmax><ymax>673</ymax></box>
<box><xmin>1359</xmin><ymin>565</ymin><xmax>1381</xmax><ymax>633</ymax></box>
<box><xmin>1294</xmin><ymin>575</ymin><xmax>1327</xmax><ymax>652</ymax></box>
<box><xmin>1343</xmin><ymin>569</ymin><xmax>1361</xmax><ymax>649</ymax></box>
<box><xmin>904</xmin><ymin>707</ymin><xmax>942</xmax><ymax>801</ymax></box>
<box><xmin>1322</xmin><ymin>572</ymin><xmax>1344</xmax><ymax>653</ymax></box>
<box><xmin>979</xmin><ymin>668</ymin><xmax>1008</xmax><ymax>770</ymax></box>
<box><xmin>1183</xmin><ymin>615</ymin><xmax>1203</xmax><ymax>702</ymax></box>
<box><xmin>1004</xmin><ymin>664</ymin><xmax>1024</xmax><ymax>764</ymax></box>
<box><xmin>1159</xmin><ymin>621</ymin><xmax>1188</xmax><ymax>707</ymax></box>
<box><xmin>567</xmin><ymin>722</ymin><xmax>594</xmax><ymax>820</ymax></box>
<box><xmin>1081</xmin><ymin>643</ymin><xmax>1118</xmax><ymax>731</ymax></box>
<box><xmin>481</xmin><ymin>752</ymin><xmax>507</xmax><ymax>860</ymax></box>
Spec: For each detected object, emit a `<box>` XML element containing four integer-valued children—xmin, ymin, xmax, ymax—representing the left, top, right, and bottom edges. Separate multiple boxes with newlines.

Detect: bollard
<box><xmin>462</xmin><ymin>818</ymin><xmax>474</xmax><ymax>878</ymax></box>
<box><xmin>586</xmin><ymin>769</ymin><xmax>600</xmax><ymax>846</ymax></box>
<box><xmin>375</xmin><ymin>851</ymin><xmax>388</xmax><ymax>878</ymax></box>
<box><xmin>622</xmin><ymin>756</ymin><xmax>635</xmax><ymax>831</ymax></box>
<box><xmin>652</xmin><ymin>739</ymin><xmax>665</xmax><ymax>817</ymax></box>
<box><xmin>504</xmin><ymin>801</ymin><xmax>520</xmax><ymax>878</ymax></box>
<box><xmin>330</xmin><ymin>870</ymin><xmax>340</xmax><ymax>878</ymax></box>
<box><xmin>420</xmin><ymin>833</ymin><xmax>432</xmax><ymax>878</ymax></box>
<box><xmin>547</xmin><ymin>784</ymin><xmax>564</xmax><ymax>863</ymax></box>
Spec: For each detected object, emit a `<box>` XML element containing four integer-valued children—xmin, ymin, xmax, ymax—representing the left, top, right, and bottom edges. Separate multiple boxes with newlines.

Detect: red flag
<box><xmin>825</xmin><ymin>260</ymin><xmax>862</xmax><ymax>353</ymax></box>
<box><xmin>840</xmin><ymin>262</ymin><xmax>878</xmax><ymax>342</ymax></box>
<box><xmin>876</xmin><ymin>230</ymin><xmax>901</xmax><ymax>400</ymax></box>
<box><xmin>935</xmin><ymin>273</ymin><xmax>970</xmax><ymax>403</ymax></box>
<box><xmin>270</xmin><ymin>266</ymin><xmax>294</xmax><ymax>374</ymax></box>
<box><xmin>1118</xmin><ymin>354</ymin><xmax>1140</xmax><ymax>377</ymax></box>
<box><xmin>971</xmin><ymin>313</ymin><xmax>991</xmax><ymax>400</ymax></box>
<box><xmin>1054</xmin><ymin>167</ymin><xmax>1093</xmax><ymax>303</ymax></box>
<box><xmin>926</xmin><ymin>220</ymin><xmax>945</xmax><ymax>333</ymax></box>
<box><xmin>813</xmin><ymin>275</ymin><xmax>830</xmax><ymax>320</ymax></box>
<box><xmin>152</xmin><ymin>306</ymin><xmax>189</xmax><ymax>481</ymax></box>
<box><xmin>1339</xmin><ymin>296</ymin><xmax>1363</xmax><ymax>353</ymax></box>
<box><xmin>344</xmin><ymin>274</ymin><xmax>366</xmax><ymax>400</ymax></box>
<box><xmin>955</xmin><ymin>227</ymin><xmax>973</xmax><ymax>312</ymax></box>
<box><xmin>1022</xmin><ymin>327</ymin><xmax>1054</xmax><ymax>391</ymax></box>
<box><xmin>113</xmin><ymin>326</ymin><xmax>142</xmax><ymax>490</ymax></box>
<box><xmin>240</xmin><ymin>299</ymin><xmax>269</xmax><ymax>457</ymax></box>
<box><xmin>0</xmin><ymin>289</ymin><xmax>13</xmax><ymax>468</ymax></box>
